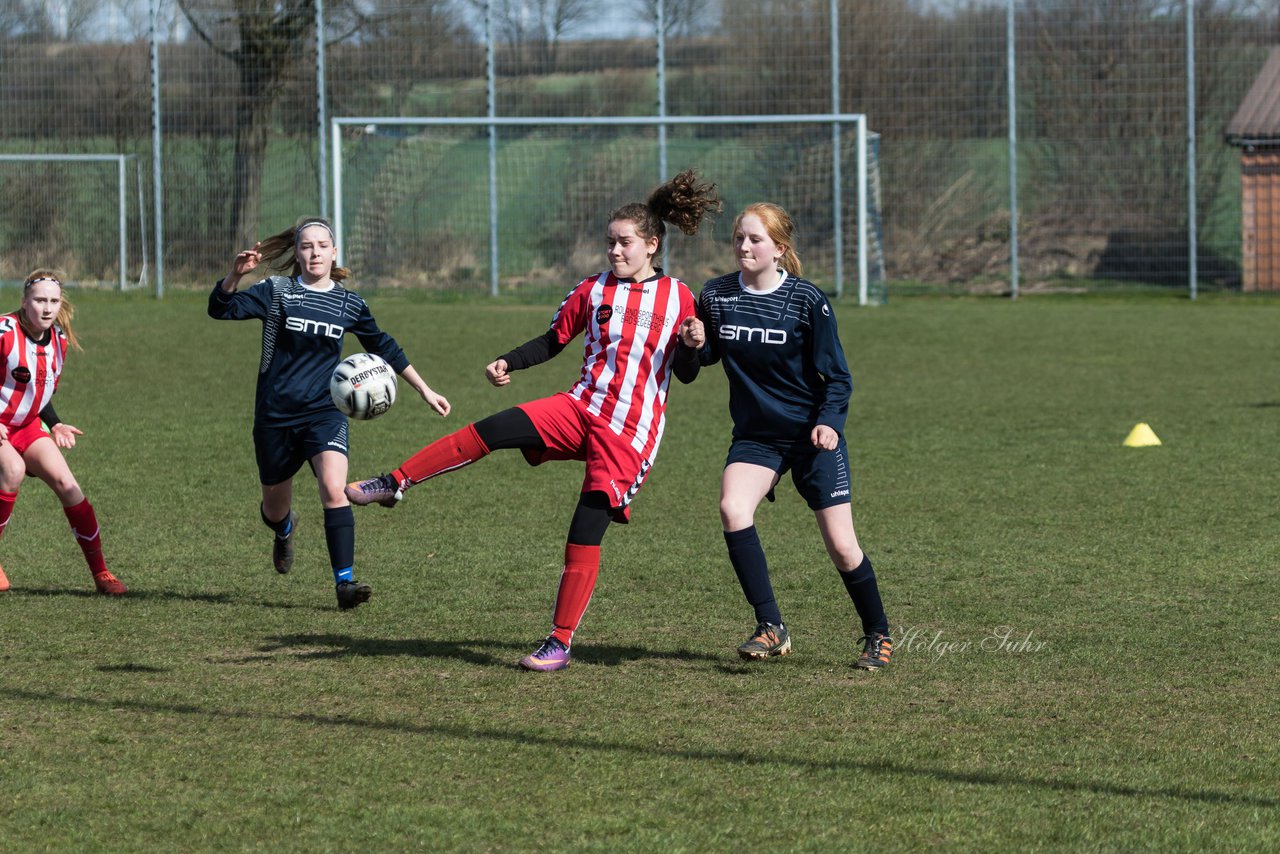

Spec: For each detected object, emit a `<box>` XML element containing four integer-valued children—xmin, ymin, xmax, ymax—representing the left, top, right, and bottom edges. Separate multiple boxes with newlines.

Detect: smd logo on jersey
<box><xmin>11</xmin><ymin>366</ymin><xmax>32</xmax><ymax>384</ymax></box>
<box><xmin>285</xmin><ymin>317</ymin><xmax>344</xmax><ymax>339</ymax></box>
<box><xmin>719</xmin><ymin>325</ymin><xmax>788</xmax><ymax>344</ymax></box>
<box><xmin>595</xmin><ymin>305</ymin><xmax>614</xmax><ymax>325</ymax></box>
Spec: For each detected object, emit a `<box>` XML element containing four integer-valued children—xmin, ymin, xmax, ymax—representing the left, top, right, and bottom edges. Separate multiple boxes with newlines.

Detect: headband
<box><xmin>295</xmin><ymin>220</ymin><xmax>335</xmax><ymax>244</ymax></box>
<box><xmin>24</xmin><ymin>276</ymin><xmax>61</xmax><ymax>289</ymax></box>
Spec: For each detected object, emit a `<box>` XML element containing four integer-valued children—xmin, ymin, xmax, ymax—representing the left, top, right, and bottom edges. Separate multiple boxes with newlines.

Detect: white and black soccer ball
<box><xmin>330</xmin><ymin>352</ymin><xmax>397</xmax><ymax>420</ymax></box>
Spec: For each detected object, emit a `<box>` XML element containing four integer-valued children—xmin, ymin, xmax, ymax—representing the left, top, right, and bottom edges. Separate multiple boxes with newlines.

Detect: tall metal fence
<box><xmin>0</xmin><ymin>0</ymin><xmax>1275</xmax><ymax>297</ymax></box>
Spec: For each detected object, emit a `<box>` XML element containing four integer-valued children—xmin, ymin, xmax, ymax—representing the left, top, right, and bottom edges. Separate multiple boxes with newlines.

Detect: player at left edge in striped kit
<box><xmin>0</xmin><ymin>270</ymin><xmax>126</xmax><ymax>596</ymax></box>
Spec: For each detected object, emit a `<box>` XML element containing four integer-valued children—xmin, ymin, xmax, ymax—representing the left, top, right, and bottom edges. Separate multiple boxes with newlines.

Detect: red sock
<box><xmin>0</xmin><ymin>490</ymin><xmax>17</xmax><ymax>544</ymax></box>
<box><xmin>394</xmin><ymin>423</ymin><xmax>490</xmax><ymax>488</ymax></box>
<box><xmin>64</xmin><ymin>498</ymin><xmax>109</xmax><ymax>576</ymax></box>
<box><xmin>550</xmin><ymin>543</ymin><xmax>601</xmax><ymax>646</ymax></box>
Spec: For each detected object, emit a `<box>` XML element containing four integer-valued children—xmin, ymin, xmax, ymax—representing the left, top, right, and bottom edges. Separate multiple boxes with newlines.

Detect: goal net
<box><xmin>332</xmin><ymin>116</ymin><xmax>885</xmax><ymax>304</ymax></box>
<box><xmin>0</xmin><ymin>154</ymin><xmax>148</xmax><ymax>290</ymax></box>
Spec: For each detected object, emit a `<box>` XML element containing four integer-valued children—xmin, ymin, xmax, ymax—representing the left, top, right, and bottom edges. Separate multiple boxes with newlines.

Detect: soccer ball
<box><xmin>330</xmin><ymin>352</ymin><xmax>397</xmax><ymax>420</ymax></box>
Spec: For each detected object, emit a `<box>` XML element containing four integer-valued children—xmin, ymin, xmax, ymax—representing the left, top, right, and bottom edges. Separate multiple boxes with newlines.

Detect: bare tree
<box><xmin>0</xmin><ymin>1</ymin><xmax>56</xmax><ymax>40</ymax></box>
<box><xmin>177</xmin><ymin>0</ymin><xmax>326</xmax><ymax>250</ymax></box>
<box><xmin>49</xmin><ymin>0</ymin><xmax>100</xmax><ymax>39</ymax></box>
<box><xmin>629</xmin><ymin>0</ymin><xmax>718</xmax><ymax>38</ymax></box>
<box><xmin>471</xmin><ymin>0</ymin><xmax>593</xmax><ymax>72</ymax></box>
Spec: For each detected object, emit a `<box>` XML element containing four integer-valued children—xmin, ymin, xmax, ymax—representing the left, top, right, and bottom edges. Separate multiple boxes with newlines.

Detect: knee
<box><xmin>719</xmin><ymin>494</ymin><xmax>755</xmax><ymax>530</ymax></box>
<box><xmin>51</xmin><ymin>476</ymin><xmax>84</xmax><ymax>504</ymax></box>
<box><xmin>834</xmin><ymin>546</ymin><xmax>866</xmax><ymax>572</ymax></box>
<box><xmin>318</xmin><ymin>482</ymin><xmax>347</xmax><ymax>508</ymax></box>
<box><xmin>0</xmin><ymin>458</ymin><xmax>25</xmax><ymax>491</ymax></box>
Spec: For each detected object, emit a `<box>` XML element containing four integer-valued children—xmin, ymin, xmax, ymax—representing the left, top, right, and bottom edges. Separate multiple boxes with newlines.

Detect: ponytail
<box><xmin>610</xmin><ymin>169</ymin><xmax>722</xmax><ymax>252</ymax></box>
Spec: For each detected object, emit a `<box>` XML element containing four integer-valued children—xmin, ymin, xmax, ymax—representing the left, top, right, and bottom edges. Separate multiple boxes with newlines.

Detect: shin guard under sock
<box><xmin>724</xmin><ymin>526</ymin><xmax>782</xmax><ymax>626</ymax></box>
<box><xmin>64</xmin><ymin>498</ymin><xmax>108</xmax><ymax>576</ymax></box>
<box><xmin>549</xmin><ymin>543</ymin><xmax>601</xmax><ymax>646</ymax></box>
<box><xmin>839</xmin><ymin>554</ymin><xmax>889</xmax><ymax>636</ymax></box>
<box><xmin>324</xmin><ymin>505</ymin><xmax>356</xmax><ymax>583</ymax></box>
<box><xmin>0</xmin><ymin>490</ymin><xmax>17</xmax><ymax>545</ymax></box>
<box><xmin>394</xmin><ymin>423</ymin><xmax>490</xmax><ymax>489</ymax></box>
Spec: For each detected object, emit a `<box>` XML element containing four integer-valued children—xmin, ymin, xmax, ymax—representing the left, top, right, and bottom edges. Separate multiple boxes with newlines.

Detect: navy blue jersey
<box><xmin>698</xmin><ymin>271</ymin><xmax>851</xmax><ymax>445</ymax></box>
<box><xmin>209</xmin><ymin>275</ymin><xmax>410</xmax><ymax>426</ymax></box>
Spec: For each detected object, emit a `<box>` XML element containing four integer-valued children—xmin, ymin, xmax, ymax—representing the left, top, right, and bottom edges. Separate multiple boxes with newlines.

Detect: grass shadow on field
<box><xmin>5</xmin><ymin>684</ymin><xmax>1277</xmax><ymax>811</ymax></box>
<box><xmin>95</xmin><ymin>663</ymin><xmax>171</xmax><ymax>674</ymax></box>
<box><xmin>5</xmin><ymin>586</ymin><xmax>306</xmax><ymax>609</ymax></box>
<box><xmin>232</xmin><ymin>632</ymin><xmax>722</xmax><ymax>669</ymax></box>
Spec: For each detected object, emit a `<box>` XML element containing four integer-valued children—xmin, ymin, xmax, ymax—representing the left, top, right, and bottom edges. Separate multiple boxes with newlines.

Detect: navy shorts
<box><xmin>725</xmin><ymin>437</ymin><xmax>852</xmax><ymax>511</ymax></box>
<box><xmin>253</xmin><ymin>413</ymin><xmax>349</xmax><ymax>486</ymax></box>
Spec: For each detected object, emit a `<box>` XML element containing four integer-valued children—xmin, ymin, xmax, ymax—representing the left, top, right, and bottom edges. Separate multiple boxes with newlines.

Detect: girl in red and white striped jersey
<box><xmin>347</xmin><ymin>170</ymin><xmax>721</xmax><ymax>671</ymax></box>
<box><xmin>0</xmin><ymin>271</ymin><xmax>125</xmax><ymax>595</ymax></box>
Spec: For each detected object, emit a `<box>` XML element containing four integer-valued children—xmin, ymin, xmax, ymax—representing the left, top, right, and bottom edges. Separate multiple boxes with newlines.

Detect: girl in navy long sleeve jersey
<box><xmin>693</xmin><ymin>203</ymin><xmax>892</xmax><ymax>671</ymax></box>
<box><xmin>210</xmin><ymin>216</ymin><xmax>450</xmax><ymax>609</ymax></box>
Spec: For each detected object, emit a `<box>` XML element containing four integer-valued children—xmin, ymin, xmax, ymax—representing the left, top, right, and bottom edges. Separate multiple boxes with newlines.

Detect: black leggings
<box><xmin>473</xmin><ymin>407</ymin><xmax>544</xmax><ymax>451</ymax></box>
<box><xmin>473</xmin><ymin>408</ymin><xmax>613</xmax><ymax>547</ymax></box>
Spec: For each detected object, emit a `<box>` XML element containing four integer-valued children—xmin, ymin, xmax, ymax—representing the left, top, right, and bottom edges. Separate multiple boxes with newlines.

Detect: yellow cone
<box><xmin>1123</xmin><ymin>422</ymin><xmax>1162</xmax><ymax>447</ymax></box>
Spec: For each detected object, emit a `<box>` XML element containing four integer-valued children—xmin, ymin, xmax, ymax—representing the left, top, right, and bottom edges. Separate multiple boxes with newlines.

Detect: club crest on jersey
<box><xmin>595</xmin><ymin>305</ymin><xmax>613</xmax><ymax>325</ymax></box>
<box><xmin>11</xmin><ymin>366</ymin><xmax>31</xmax><ymax>384</ymax></box>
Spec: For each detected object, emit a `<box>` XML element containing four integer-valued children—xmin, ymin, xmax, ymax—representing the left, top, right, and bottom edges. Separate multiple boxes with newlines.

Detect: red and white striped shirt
<box><xmin>550</xmin><ymin>271</ymin><xmax>697</xmax><ymax>460</ymax></box>
<box><xmin>0</xmin><ymin>312</ymin><xmax>67</xmax><ymax>429</ymax></box>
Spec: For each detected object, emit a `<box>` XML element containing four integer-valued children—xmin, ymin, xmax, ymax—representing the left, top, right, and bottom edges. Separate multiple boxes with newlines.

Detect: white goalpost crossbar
<box><xmin>331</xmin><ymin>114</ymin><xmax>871</xmax><ymax>304</ymax></box>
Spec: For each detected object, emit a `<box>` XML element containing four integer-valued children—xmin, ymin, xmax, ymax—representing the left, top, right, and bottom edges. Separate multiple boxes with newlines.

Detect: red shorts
<box><xmin>517</xmin><ymin>392</ymin><xmax>651</xmax><ymax>522</ymax></box>
<box><xmin>4</xmin><ymin>419</ymin><xmax>52</xmax><ymax>455</ymax></box>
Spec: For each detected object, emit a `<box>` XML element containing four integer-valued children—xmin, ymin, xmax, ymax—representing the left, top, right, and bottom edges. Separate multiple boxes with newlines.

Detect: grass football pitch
<box><xmin>0</xmin><ymin>290</ymin><xmax>1276</xmax><ymax>851</ymax></box>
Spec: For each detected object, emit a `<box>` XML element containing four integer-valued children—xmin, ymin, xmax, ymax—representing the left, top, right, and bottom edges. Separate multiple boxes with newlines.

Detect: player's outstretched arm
<box><xmin>399</xmin><ymin>365</ymin><xmax>450</xmax><ymax>417</ymax></box>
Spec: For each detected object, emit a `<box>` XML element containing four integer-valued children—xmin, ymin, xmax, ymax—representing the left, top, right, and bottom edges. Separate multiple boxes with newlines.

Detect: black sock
<box><xmin>324</xmin><ymin>505</ymin><xmax>356</xmax><ymax>584</ymax></box>
<box><xmin>261</xmin><ymin>504</ymin><xmax>292</xmax><ymax>538</ymax></box>
<box><xmin>724</xmin><ymin>526</ymin><xmax>783</xmax><ymax>626</ymax></box>
<box><xmin>839</xmin><ymin>554</ymin><xmax>889</xmax><ymax>636</ymax></box>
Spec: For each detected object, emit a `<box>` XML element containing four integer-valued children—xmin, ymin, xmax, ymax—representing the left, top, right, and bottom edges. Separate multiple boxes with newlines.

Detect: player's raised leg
<box><xmin>347</xmin><ymin>422</ymin><xmax>491</xmax><ymax>507</ymax></box>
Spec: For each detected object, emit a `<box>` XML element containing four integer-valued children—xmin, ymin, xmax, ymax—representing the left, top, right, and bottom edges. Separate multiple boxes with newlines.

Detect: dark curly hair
<box><xmin>609</xmin><ymin>169</ymin><xmax>722</xmax><ymax>252</ymax></box>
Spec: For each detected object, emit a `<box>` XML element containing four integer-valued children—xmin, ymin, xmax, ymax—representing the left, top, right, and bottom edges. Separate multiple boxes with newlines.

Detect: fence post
<box><xmin>317</xmin><ymin>0</ymin><xmax>329</xmax><ymax>219</ymax></box>
<box><xmin>149</xmin><ymin>0</ymin><xmax>164</xmax><ymax>297</ymax></box>
<box><xmin>486</xmin><ymin>1</ymin><xmax>499</xmax><ymax>298</ymax></box>
<box><xmin>1186</xmin><ymin>0</ymin><xmax>1198</xmax><ymax>300</ymax></box>
<box><xmin>1007</xmin><ymin>0</ymin><xmax>1019</xmax><ymax>300</ymax></box>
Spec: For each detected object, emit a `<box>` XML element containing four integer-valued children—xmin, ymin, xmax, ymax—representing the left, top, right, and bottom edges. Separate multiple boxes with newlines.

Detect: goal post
<box><xmin>0</xmin><ymin>153</ymin><xmax>148</xmax><ymax>291</ymax></box>
<box><xmin>331</xmin><ymin>114</ymin><xmax>885</xmax><ymax>304</ymax></box>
